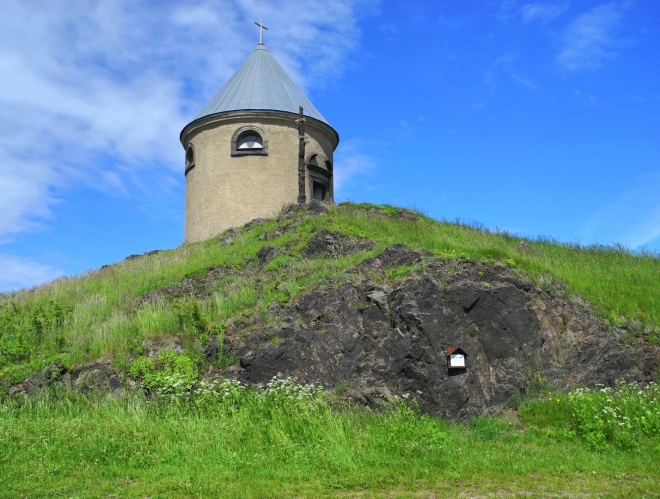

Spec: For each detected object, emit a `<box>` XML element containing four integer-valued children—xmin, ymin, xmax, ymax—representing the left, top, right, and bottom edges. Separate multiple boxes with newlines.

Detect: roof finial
<box><xmin>254</xmin><ymin>19</ymin><xmax>268</xmax><ymax>45</ymax></box>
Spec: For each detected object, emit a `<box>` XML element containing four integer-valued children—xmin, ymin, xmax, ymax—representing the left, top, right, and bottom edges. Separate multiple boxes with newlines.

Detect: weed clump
<box><xmin>521</xmin><ymin>381</ymin><xmax>660</xmax><ymax>452</ymax></box>
<box><xmin>0</xmin><ymin>301</ymin><xmax>71</xmax><ymax>366</ymax></box>
<box><xmin>567</xmin><ymin>381</ymin><xmax>660</xmax><ymax>451</ymax></box>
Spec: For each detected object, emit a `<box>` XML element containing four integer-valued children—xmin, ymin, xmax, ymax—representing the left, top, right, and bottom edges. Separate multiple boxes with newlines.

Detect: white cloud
<box><xmin>0</xmin><ymin>159</ymin><xmax>59</xmax><ymax>242</ymax></box>
<box><xmin>333</xmin><ymin>141</ymin><xmax>377</xmax><ymax>193</ymax></box>
<box><xmin>485</xmin><ymin>53</ymin><xmax>537</xmax><ymax>91</ymax></box>
<box><xmin>0</xmin><ymin>0</ymin><xmax>373</xmax><ymax>254</ymax></box>
<box><xmin>581</xmin><ymin>172</ymin><xmax>660</xmax><ymax>250</ymax></box>
<box><xmin>557</xmin><ymin>2</ymin><xmax>626</xmax><ymax>70</ymax></box>
<box><xmin>171</xmin><ymin>5</ymin><xmax>221</xmax><ymax>26</ymax></box>
<box><xmin>0</xmin><ymin>254</ymin><xmax>65</xmax><ymax>293</ymax></box>
<box><xmin>520</xmin><ymin>3</ymin><xmax>568</xmax><ymax>24</ymax></box>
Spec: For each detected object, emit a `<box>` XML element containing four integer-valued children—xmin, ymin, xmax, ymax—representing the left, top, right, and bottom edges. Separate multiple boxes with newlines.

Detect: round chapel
<box><xmin>180</xmin><ymin>40</ymin><xmax>339</xmax><ymax>243</ymax></box>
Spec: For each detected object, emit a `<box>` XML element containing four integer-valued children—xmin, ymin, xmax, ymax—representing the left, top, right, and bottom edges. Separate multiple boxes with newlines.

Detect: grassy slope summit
<box><xmin>1</xmin><ymin>202</ymin><xmax>658</xmax><ymax>388</ymax></box>
<box><xmin>1</xmin><ymin>203</ymin><xmax>660</xmax><ymax>498</ymax></box>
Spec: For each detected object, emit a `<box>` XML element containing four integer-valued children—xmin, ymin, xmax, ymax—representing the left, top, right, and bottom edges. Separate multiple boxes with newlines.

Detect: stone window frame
<box><xmin>308</xmin><ymin>161</ymin><xmax>333</xmax><ymax>203</ymax></box>
<box><xmin>185</xmin><ymin>142</ymin><xmax>195</xmax><ymax>174</ymax></box>
<box><xmin>231</xmin><ymin>125</ymin><xmax>268</xmax><ymax>156</ymax></box>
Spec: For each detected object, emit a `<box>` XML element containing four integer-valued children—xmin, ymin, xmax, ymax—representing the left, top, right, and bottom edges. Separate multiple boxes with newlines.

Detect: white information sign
<box><xmin>449</xmin><ymin>353</ymin><xmax>465</xmax><ymax>367</ymax></box>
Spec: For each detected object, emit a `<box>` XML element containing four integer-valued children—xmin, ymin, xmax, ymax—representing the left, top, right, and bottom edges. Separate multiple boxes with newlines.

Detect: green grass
<box><xmin>1</xmin><ymin>383</ymin><xmax>658</xmax><ymax>498</ymax></box>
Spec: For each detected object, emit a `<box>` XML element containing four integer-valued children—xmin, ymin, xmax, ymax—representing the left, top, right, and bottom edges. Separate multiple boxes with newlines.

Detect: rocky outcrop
<box><xmin>303</xmin><ymin>230</ymin><xmax>376</xmax><ymax>259</ymax></box>
<box><xmin>9</xmin><ymin>361</ymin><xmax>133</xmax><ymax>397</ymax></box>
<box><xmin>233</xmin><ymin>246</ymin><xmax>660</xmax><ymax>419</ymax></box>
<box><xmin>357</xmin><ymin>243</ymin><xmax>431</xmax><ymax>270</ymax></box>
<box><xmin>14</xmin><ymin>241</ymin><xmax>659</xmax><ymax>418</ymax></box>
<box><xmin>279</xmin><ymin>200</ymin><xmax>329</xmax><ymax>220</ymax></box>
<box><xmin>124</xmin><ymin>249</ymin><xmax>163</xmax><ymax>261</ymax></box>
<box><xmin>257</xmin><ymin>245</ymin><xmax>282</xmax><ymax>265</ymax></box>
<box><xmin>257</xmin><ymin>222</ymin><xmax>298</xmax><ymax>241</ymax></box>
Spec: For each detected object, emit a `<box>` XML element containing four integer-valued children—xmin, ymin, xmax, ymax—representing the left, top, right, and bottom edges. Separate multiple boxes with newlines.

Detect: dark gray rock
<box><xmin>257</xmin><ymin>222</ymin><xmax>298</xmax><ymax>240</ymax></box>
<box><xmin>306</xmin><ymin>200</ymin><xmax>329</xmax><ymax>215</ymax></box>
<box><xmin>65</xmin><ymin>362</ymin><xmax>131</xmax><ymax>394</ymax></box>
<box><xmin>125</xmin><ymin>250</ymin><xmax>162</xmax><ymax>261</ymax></box>
<box><xmin>235</xmin><ymin>248</ymin><xmax>660</xmax><ymax>419</ymax></box>
<box><xmin>220</xmin><ymin>228</ymin><xmax>243</xmax><ymax>239</ymax></box>
<box><xmin>100</xmin><ymin>249</ymin><xmax>162</xmax><ymax>269</ymax></box>
<box><xmin>257</xmin><ymin>245</ymin><xmax>281</xmax><ymax>264</ymax></box>
<box><xmin>280</xmin><ymin>201</ymin><xmax>329</xmax><ymax>220</ymax></box>
<box><xmin>203</xmin><ymin>335</ymin><xmax>219</xmax><ymax>361</ymax></box>
<box><xmin>303</xmin><ymin>230</ymin><xmax>376</xmax><ymax>259</ymax></box>
<box><xmin>10</xmin><ymin>361</ymin><xmax>131</xmax><ymax>396</ymax></box>
<box><xmin>218</xmin><ymin>228</ymin><xmax>243</xmax><ymax>246</ymax></box>
<box><xmin>244</xmin><ymin>218</ymin><xmax>269</xmax><ymax>228</ymax></box>
<box><xmin>357</xmin><ymin>244</ymin><xmax>430</xmax><ymax>270</ymax></box>
<box><xmin>8</xmin><ymin>363</ymin><xmax>66</xmax><ymax>396</ymax></box>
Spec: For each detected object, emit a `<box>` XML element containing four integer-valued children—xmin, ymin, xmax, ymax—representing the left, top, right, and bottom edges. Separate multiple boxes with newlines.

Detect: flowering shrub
<box><xmin>151</xmin><ymin>372</ymin><xmax>327</xmax><ymax>417</ymax></box>
<box><xmin>263</xmin><ymin>374</ymin><xmax>324</xmax><ymax>404</ymax></box>
<box><xmin>567</xmin><ymin>381</ymin><xmax>660</xmax><ymax>450</ymax></box>
<box><xmin>155</xmin><ymin>375</ymin><xmax>246</xmax><ymax>410</ymax></box>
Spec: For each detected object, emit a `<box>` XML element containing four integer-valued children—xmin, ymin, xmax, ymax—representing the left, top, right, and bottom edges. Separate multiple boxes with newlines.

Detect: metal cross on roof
<box><xmin>254</xmin><ymin>19</ymin><xmax>268</xmax><ymax>44</ymax></box>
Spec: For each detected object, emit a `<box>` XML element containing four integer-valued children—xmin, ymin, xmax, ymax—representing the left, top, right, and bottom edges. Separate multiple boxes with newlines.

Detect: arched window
<box><xmin>325</xmin><ymin>160</ymin><xmax>333</xmax><ymax>173</ymax></box>
<box><xmin>231</xmin><ymin>126</ymin><xmax>268</xmax><ymax>156</ymax></box>
<box><xmin>185</xmin><ymin>143</ymin><xmax>195</xmax><ymax>174</ymax></box>
<box><xmin>236</xmin><ymin>132</ymin><xmax>263</xmax><ymax>150</ymax></box>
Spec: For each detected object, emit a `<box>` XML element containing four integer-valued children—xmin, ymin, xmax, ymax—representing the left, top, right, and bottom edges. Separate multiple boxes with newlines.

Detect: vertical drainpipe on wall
<box><xmin>297</xmin><ymin>106</ymin><xmax>306</xmax><ymax>204</ymax></box>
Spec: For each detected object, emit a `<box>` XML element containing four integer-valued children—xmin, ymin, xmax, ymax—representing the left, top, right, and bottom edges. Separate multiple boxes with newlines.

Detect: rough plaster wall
<box><xmin>183</xmin><ymin>113</ymin><xmax>336</xmax><ymax>243</ymax></box>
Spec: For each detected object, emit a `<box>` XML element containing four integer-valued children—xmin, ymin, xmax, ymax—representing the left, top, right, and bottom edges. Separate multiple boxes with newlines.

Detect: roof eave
<box><xmin>179</xmin><ymin>109</ymin><xmax>340</xmax><ymax>148</ymax></box>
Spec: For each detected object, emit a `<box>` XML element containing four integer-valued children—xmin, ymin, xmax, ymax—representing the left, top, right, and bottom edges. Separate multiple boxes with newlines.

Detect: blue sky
<box><xmin>0</xmin><ymin>0</ymin><xmax>658</xmax><ymax>292</ymax></box>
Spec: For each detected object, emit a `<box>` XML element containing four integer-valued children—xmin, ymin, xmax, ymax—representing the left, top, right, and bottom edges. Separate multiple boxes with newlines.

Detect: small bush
<box><xmin>129</xmin><ymin>350</ymin><xmax>198</xmax><ymax>392</ymax></box>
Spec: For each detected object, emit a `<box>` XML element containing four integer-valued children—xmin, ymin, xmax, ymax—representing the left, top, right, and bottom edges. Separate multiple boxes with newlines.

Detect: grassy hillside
<box><xmin>1</xmin><ymin>202</ymin><xmax>658</xmax><ymax>387</ymax></box>
<box><xmin>1</xmin><ymin>202</ymin><xmax>660</xmax><ymax>497</ymax></box>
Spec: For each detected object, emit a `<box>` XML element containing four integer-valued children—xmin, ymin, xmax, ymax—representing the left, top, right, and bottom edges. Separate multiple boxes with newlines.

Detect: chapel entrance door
<box><xmin>312</xmin><ymin>181</ymin><xmax>327</xmax><ymax>201</ymax></box>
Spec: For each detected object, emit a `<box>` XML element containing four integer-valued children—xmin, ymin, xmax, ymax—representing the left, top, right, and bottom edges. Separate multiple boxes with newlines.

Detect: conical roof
<box><xmin>191</xmin><ymin>43</ymin><xmax>331</xmax><ymax>126</ymax></box>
